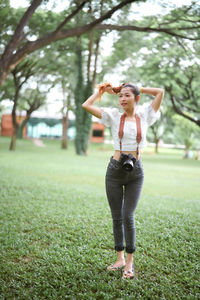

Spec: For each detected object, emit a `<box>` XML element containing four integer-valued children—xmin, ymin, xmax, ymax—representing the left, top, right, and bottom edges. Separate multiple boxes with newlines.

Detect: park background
<box><xmin>0</xmin><ymin>0</ymin><xmax>199</xmax><ymax>299</ymax></box>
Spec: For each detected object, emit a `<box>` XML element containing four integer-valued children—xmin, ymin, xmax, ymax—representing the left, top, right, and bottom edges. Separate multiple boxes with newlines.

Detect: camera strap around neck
<box><xmin>118</xmin><ymin>113</ymin><xmax>142</xmax><ymax>160</ymax></box>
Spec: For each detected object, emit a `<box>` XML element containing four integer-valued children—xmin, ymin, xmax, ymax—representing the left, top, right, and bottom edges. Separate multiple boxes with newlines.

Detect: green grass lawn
<box><xmin>0</xmin><ymin>137</ymin><xmax>199</xmax><ymax>299</ymax></box>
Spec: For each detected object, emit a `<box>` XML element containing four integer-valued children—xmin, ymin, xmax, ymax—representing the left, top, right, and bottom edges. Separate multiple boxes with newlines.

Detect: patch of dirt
<box><xmin>14</xmin><ymin>256</ymin><xmax>36</xmax><ymax>264</ymax></box>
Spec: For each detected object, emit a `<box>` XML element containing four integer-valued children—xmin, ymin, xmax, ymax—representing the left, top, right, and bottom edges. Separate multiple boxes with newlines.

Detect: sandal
<box><xmin>107</xmin><ymin>263</ymin><xmax>125</xmax><ymax>271</ymax></box>
<box><xmin>122</xmin><ymin>265</ymin><xmax>135</xmax><ymax>279</ymax></box>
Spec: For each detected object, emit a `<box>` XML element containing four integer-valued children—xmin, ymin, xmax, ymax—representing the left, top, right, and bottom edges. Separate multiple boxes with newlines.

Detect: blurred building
<box><xmin>1</xmin><ymin>114</ymin><xmax>27</xmax><ymax>137</ymax></box>
<box><xmin>1</xmin><ymin>114</ymin><xmax>105</xmax><ymax>143</ymax></box>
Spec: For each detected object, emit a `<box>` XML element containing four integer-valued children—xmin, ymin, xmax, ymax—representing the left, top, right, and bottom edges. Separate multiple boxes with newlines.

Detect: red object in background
<box><xmin>1</xmin><ymin>114</ymin><xmax>27</xmax><ymax>137</ymax></box>
<box><xmin>91</xmin><ymin>122</ymin><xmax>104</xmax><ymax>143</ymax></box>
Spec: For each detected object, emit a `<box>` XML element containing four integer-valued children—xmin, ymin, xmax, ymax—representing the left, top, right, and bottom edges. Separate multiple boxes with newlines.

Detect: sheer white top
<box><xmin>99</xmin><ymin>104</ymin><xmax>160</xmax><ymax>151</ymax></box>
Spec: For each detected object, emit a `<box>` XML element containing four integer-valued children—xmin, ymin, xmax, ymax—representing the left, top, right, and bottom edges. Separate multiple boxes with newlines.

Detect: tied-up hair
<box><xmin>97</xmin><ymin>82</ymin><xmax>140</xmax><ymax>101</ymax></box>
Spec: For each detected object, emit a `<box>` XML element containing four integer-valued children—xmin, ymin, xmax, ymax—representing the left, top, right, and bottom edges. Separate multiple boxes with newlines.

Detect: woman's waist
<box><xmin>112</xmin><ymin>141</ymin><xmax>146</xmax><ymax>157</ymax></box>
<box><xmin>107</xmin><ymin>153</ymin><xmax>144</xmax><ymax>177</ymax></box>
<box><xmin>113</xmin><ymin>150</ymin><xmax>138</xmax><ymax>161</ymax></box>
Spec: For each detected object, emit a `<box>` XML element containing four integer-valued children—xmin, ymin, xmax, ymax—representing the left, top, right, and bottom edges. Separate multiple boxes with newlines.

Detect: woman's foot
<box><xmin>122</xmin><ymin>264</ymin><xmax>135</xmax><ymax>279</ymax></box>
<box><xmin>107</xmin><ymin>260</ymin><xmax>125</xmax><ymax>271</ymax></box>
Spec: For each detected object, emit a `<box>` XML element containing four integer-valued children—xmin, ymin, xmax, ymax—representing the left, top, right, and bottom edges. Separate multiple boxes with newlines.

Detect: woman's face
<box><xmin>118</xmin><ymin>87</ymin><xmax>136</xmax><ymax>110</ymax></box>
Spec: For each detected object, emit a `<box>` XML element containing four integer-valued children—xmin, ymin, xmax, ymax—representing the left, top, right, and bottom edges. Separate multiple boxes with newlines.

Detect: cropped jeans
<box><xmin>105</xmin><ymin>156</ymin><xmax>144</xmax><ymax>254</ymax></box>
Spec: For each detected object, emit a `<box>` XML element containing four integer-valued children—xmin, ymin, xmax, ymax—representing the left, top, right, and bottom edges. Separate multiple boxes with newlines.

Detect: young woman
<box><xmin>82</xmin><ymin>83</ymin><xmax>164</xmax><ymax>279</ymax></box>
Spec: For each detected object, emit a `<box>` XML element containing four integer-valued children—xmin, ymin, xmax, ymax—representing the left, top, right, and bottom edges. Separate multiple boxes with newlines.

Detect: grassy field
<box><xmin>0</xmin><ymin>137</ymin><xmax>199</xmax><ymax>299</ymax></box>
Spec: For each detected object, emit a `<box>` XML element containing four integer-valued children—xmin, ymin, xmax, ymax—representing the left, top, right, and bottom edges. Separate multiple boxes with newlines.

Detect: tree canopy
<box><xmin>0</xmin><ymin>0</ymin><xmax>199</xmax><ymax>86</ymax></box>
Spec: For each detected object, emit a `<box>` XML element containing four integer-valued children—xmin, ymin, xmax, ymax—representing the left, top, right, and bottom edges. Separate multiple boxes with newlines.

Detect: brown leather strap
<box><xmin>119</xmin><ymin>113</ymin><xmax>126</xmax><ymax>140</ymax></box>
<box><xmin>118</xmin><ymin>113</ymin><xmax>126</xmax><ymax>154</ymax></box>
<box><xmin>135</xmin><ymin>114</ymin><xmax>142</xmax><ymax>159</ymax></box>
<box><xmin>118</xmin><ymin>113</ymin><xmax>142</xmax><ymax>159</ymax></box>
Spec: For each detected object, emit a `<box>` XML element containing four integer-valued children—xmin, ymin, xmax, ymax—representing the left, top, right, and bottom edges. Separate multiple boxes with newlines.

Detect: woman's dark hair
<box><xmin>121</xmin><ymin>83</ymin><xmax>140</xmax><ymax>97</ymax></box>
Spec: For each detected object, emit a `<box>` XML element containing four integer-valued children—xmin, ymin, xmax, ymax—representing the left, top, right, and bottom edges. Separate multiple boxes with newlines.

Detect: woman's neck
<box><xmin>124</xmin><ymin>108</ymin><xmax>135</xmax><ymax>117</ymax></box>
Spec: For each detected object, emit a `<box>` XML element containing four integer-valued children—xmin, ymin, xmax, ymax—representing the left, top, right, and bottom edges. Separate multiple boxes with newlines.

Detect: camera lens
<box><xmin>122</xmin><ymin>159</ymin><xmax>133</xmax><ymax>172</ymax></box>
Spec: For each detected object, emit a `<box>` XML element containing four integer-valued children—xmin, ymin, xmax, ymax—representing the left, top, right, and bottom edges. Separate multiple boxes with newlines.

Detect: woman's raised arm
<box><xmin>141</xmin><ymin>87</ymin><xmax>164</xmax><ymax>112</ymax></box>
<box><xmin>82</xmin><ymin>85</ymin><xmax>116</xmax><ymax>118</ymax></box>
<box><xmin>82</xmin><ymin>91</ymin><xmax>103</xmax><ymax>119</ymax></box>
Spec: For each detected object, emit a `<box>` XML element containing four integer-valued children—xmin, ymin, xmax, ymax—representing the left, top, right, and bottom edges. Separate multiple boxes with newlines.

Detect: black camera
<box><xmin>119</xmin><ymin>153</ymin><xmax>137</xmax><ymax>172</ymax></box>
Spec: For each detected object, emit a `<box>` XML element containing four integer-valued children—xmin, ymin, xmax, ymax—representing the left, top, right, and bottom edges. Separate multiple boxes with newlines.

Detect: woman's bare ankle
<box><xmin>124</xmin><ymin>253</ymin><xmax>133</xmax><ymax>271</ymax></box>
<box><xmin>118</xmin><ymin>258</ymin><xmax>125</xmax><ymax>264</ymax></box>
<box><xmin>117</xmin><ymin>250</ymin><xmax>125</xmax><ymax>262</ymax></box>
<box><xmin>112</xmin><ymin>260</ymin><xmax>125</xmax><ymax>268</ymax></box>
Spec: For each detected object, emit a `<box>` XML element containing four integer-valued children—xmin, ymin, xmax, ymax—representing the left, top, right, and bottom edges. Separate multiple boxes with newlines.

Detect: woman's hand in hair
<box><xmin>104</xmin><ymin>85</ymin><xmax>117</xmax><ymax>95</ymax></box>
<box><xmin>98</xmin><ymin>82</ymin><xmax>116</xmax><ymax>96</ymax></box>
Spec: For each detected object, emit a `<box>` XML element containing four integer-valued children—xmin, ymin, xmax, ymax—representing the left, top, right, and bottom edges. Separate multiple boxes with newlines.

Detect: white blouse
<box><xmin>99</xmin><ymin>104</ymin><xmax>160</xmax><ymax>151</ymax></box>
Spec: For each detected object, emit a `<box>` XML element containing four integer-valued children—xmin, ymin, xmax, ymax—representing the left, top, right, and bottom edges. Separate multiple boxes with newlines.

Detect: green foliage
<box><xmin>102</xmin><ymin>30</ymin><xmax>147</xmax><ymax>80</ymax></box>
<box><xmin>136</xmin><ymin>2</ymin><xmax>200</xmax><ymax>40</ymax></box>
<box><xmin>0</xmin><ymin>137</ymin><xmax>199</xmax><ymax>299</ymax></box>
<box><xmin>173</xmin><ymin>114</ymin><xmax>200</xmax><ymax>150</ymax></box>
<box><xmin>0</xmin><ymin>75</ymin><xmax>14</xmax><ymax>100</ymax></box>
<box><xmin>0</xmin><ymin>1</ymin><xmax>17</xmax><ymax>49</ymax></box>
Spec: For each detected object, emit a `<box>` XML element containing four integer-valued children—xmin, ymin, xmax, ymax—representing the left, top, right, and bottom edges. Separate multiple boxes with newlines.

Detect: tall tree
<box><xmin>74</xmin><ymin>41</ymin><xmax>93</xmax><ymax>155</ymax></box>
<box><xmin>73</xmin><ymin>0</ymin><xmax>104</xmax><ymax>155</ymax></box>
<box><xmin>0</xmin><ymin>0</ymin><xmax>199</xmax><ymax>87</ymax></box>
<box><xmin>0</xmin><ymin>58</ymin><xmax>50</xmax><ymax>150</ymax></box>
<box><xmin>60</xmin><ymin>81</ymin><xmax>70</xmax><ymax>150</ymax></box>
<box><xmin>16</xmin><ymin>87</ymin><xmax>47</xmax><ymax>139</ymax></box>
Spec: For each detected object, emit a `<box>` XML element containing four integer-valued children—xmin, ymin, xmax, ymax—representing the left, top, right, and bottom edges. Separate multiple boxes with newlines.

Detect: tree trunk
<box><xmin>151</xmin><ymin>126</ymin><xmax>160</xmax><ymax>154</ymax></box>
<box><xmin>183</xmin><ymin>144</ymin><xmax>189</xmax><ymax>159</ymax></box>
<box><xmin>9</xmin><ymin>126</ymin><xmax>18</xmax><ymax>151</ymax></box>
<box><xmin>17</xmin><ymin>125</ymin><xmax>23</xmax><ymax>139</ymax></box>
<box><xmin>155</xmin><ymin>138</ymin><xmax>160</xmax><ymax>154</ymax></box>
<box><xmin>75</xmin><ymin>101</ymin><xmax>92</xmax><ymax>155</ymax></box>
<box><xmin>62</xmin><ymin>113</ymin><xmax>68</xmax><ymax>149</ymax></box>
<box><xmin>74</xmin><ymin>41</ymin><xmax>93</xmax><ymax>155</ymax></box>
<box><xmin>61</xmin><ymin>80</ymin><xmax>69</xmax><ymax>150</ymax></box>
<box><xmin>17</xmin><ymin>114</ymin><xmax>31</xmax><ymax>139</ymax></box>
<box><xmin>74</xmin><ymin>87</ymin><xmax>92</xmax><ymax>155</ymax></box>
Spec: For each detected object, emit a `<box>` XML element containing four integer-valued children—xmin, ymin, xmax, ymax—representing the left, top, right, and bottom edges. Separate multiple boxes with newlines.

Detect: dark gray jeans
<box><xmin>105</xmin><ymin>156</ymin><xmax>144</xmax><ymax>253</ymax></box>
